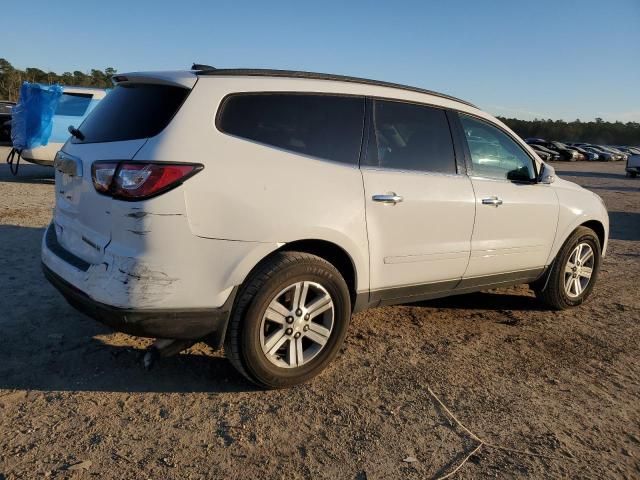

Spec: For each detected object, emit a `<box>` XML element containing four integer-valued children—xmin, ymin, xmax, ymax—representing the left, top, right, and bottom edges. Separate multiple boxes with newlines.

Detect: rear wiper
<box><xmin>68</xmin><ymin>125</ymin><xmax>85</xmax><ymax>141</ymax></box>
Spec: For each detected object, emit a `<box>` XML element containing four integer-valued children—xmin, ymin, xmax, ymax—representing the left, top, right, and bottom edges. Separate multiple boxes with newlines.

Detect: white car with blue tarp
<box><xmin>7</xmin><ymin>83</ymin><xmax>108</xmax><ymax>173</ymax></box>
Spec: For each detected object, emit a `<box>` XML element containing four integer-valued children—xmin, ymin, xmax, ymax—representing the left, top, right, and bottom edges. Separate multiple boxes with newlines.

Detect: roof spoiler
<box><xmin>191</xmin><ymin>63</ymin><xmax>216</xmax><ymax>71</ymax></box>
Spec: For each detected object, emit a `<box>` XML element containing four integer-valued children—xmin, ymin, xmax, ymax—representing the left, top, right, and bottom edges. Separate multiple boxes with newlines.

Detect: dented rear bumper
<box><xmin>41</xmin><ymin>222</ymin><xmax>242</xmax><ymax>347</ymax></box>
<box><xmin>43</xmin><ymin>263</ymin><xmax>236</xmax><ymax>345</ymax></box>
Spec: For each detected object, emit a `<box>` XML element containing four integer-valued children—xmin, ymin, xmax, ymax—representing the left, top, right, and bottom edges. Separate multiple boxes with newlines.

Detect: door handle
<box><xmin>481</xmin><ymin>196</ymin><xmax>503</xmax><ymax>207</ymax></box>
<box><xmin>372</xmin><ymin>193</ymin><xmax>403</xmax><ymax>205</ymax></box>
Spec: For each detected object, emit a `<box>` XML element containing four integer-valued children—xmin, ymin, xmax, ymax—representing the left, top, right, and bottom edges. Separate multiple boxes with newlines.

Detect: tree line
<box><xmin>0</xmin><ymin>58</ymin><xmax>116</xmax><ymax>102</ymax></box>
<box><xmin>498</xmin><ymin>117</ymin><xmax>639</xmax><ymax>146</ymax></box>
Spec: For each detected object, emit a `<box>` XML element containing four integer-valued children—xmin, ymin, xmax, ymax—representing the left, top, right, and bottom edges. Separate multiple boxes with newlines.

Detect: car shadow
<box><xmin>0</xmin><ymin>162</ymin><xmax>54</xmax><ymax>184</ymax></box>
<box><xmin>608</xmin><ymin>211</ymin><xmax>640</xmax><ymax>241</ymax></box>
<box><xmin>0</xmin><ymin>224</ymin><xmax>256</xmax><ymax>394</ymax></box>
<box><xmin>554</xmin><ymin>169</ymin><xmax>627</xmax><ymax>180</ymax></box>
<box><xmin>409</xmin><ymin>290</ymin><xmax>546</xmax><ymax>312</ymax></box>
<box><xmin>583</xmin><ymin>185</ymin><xmax>640</xmax><ymax>193</ymax></box>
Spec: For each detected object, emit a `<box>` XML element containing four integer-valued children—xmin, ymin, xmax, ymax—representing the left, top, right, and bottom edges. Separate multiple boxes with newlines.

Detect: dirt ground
<box><xmin>0</xmin><ymin>148</ymin><xmax>638</xmax><ymax>479</ymax></box>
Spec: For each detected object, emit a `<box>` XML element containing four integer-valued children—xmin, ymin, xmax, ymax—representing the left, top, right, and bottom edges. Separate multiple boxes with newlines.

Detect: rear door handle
<box><xmin>481</xmin><ymin>196</ymin><xmax>503</xmax><ymax>207</ymax></box>
<box><xmin>372</xmin><ymin>193</ymin><xmax>403</xmax><ymax>205</ymax></box>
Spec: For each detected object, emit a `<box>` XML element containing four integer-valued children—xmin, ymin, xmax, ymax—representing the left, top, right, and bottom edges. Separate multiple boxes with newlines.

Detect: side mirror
<box><xmin>538</xmin><ymin>162</ymin><xmax>555</xmax><ymax>184</ymax></box>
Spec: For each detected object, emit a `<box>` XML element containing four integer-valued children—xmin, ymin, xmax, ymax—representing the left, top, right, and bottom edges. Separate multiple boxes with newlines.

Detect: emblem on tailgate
<box><xmin>54</xmin><ymin>151</ymin><xmax>83</xmax><ymax>177</ymax></box>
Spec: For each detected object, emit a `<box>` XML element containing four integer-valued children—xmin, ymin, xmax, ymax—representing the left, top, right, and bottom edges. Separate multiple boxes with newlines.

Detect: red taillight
<box><xmin>91</xmin><ymin>161</ymin><xmax>202</xmax><ymax>200</ymax></box>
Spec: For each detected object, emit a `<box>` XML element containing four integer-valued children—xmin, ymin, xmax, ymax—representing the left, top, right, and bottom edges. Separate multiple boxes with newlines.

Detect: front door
<box><xmin>455</xmin><ymin>114</ymin><xmax>559</xmax><ymax>279</ymax></box>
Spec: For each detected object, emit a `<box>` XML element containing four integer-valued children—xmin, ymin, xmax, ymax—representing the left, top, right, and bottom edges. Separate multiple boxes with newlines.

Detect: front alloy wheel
<box><xmin>563</xmin><ymin>243</ymin><xmax>595</xmax><ymax>298</ymax></box>
<box><xmin>535</xmin><ymin>226</ymin><xmax>601</xmax><ymax>310</ymax></box>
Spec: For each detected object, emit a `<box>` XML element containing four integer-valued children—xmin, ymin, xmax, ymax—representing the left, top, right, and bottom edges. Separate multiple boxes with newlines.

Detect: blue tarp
<box><xmin>10</xmin><ymin>82</ymin><xmax>63</xmax><ymax>150</ymax></box>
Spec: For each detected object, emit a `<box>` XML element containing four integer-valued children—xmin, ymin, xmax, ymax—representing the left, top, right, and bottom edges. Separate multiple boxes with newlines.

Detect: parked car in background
<box><xmin>527</xmin><ymin>139</ymin><xmax>581</xmax><ymax>161</ymax></box>
<box><xmin>569</xmin><ymin>145</ymin><xmax>599</xmax><ymax>161</ymax></box>
<box><xmin>617</xmin><ymin>146</ymin><xmax>640</xmax><ymax>156</ymax></box>
<box><xmin>579</xmin><ymin>145</ymin><xmax>615</xmax><ymax>161</ymax></box>
<box><xmin>592</xmin><ymin>146</ymin><xmax>625</xmax><ymax>161</ymax></box>
<box><xmin>624</xmin><ymin>149</ymin><xmax>640</xmax><ymax>177</ymax></box>
<box><xmin>42</xmin><ymin>67</ymin><xmax>609</xmax><ymax>388</ymax></box>
<box><xmin>530</xmin><ymin>147</ymin><xmax>552</xmax><ymax>161</ymax></box>
<box><xmin>626</xmin><ymin>158</ymin><xmax>640</xmax><ymax>177</ymax></box>
<box><xmin>603</xmin><ymin>146</ymin><xmax>629</xmax><ymax>162</ymax></box>
<box><xmin>563</xmin><ymin>145</ymin><xmax>587</xmax><ymax>161</ymax></box>
<box><xmin>0</xmin><ymin>100</ymin><xmax>14</xmax><ymax>144</ymax></box>
<box><xmin>20</xmin><ymin>86</ymin><xmax>108</xmax><ymax>166</ymax></box>
<box><xmin>530</xmin><ymin>144</ymin><xmax>561</xmax><ymax>161</ymax></box>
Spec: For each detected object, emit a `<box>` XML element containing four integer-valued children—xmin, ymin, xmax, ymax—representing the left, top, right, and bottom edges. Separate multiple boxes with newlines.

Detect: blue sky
<box><xmin>4</xmin><ymin>0</ymin><xmax>639</xmax><ymax>122</ymax></box>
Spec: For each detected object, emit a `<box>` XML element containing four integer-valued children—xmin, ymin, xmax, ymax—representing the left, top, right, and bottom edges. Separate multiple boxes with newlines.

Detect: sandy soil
<box><xmin>0</xmin><ymin>148</ymin><xmax>638</xmax><ymax>479</ymax></box>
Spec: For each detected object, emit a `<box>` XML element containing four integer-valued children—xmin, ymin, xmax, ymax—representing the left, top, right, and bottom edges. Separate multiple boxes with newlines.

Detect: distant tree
<box><xmin>499</xmin><ymin>116</ymin><xmax>640</xmax><ymax>145</ymax></box>
<box><xmin>0</xmin><ymin>59</ymin><xmax>117</xmax><ymax>101</ymax></box>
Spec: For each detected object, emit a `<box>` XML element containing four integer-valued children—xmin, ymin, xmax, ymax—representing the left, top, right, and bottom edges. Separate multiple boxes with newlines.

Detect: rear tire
<box><xmin>224</xmin><ymin>251</ymin><xmax>351</xmax><ymax>388</ymax></box>
<box><xmin>535</xmin><ymin>227</ymin><xmax>601</xmax><ymax>310</ymax></box>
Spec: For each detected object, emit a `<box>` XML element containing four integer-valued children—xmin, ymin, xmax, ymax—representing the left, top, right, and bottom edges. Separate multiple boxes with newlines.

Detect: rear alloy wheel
<box><xmin>224</xmin><ymin>252</ymin><xmax>351</xmax><ymax>388</ymax></box>
<box><xmin>535</xmin><ymin>226</ymin><xmax>601</xmax><ymax>310</ymax></box>
<box><xmin>260</xmin><ymin>281</ymin><xmax>335</xmax><ymax>368</ymax></box>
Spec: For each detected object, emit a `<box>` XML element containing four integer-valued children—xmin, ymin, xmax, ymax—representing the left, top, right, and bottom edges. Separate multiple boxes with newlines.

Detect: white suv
<box><xmin>42</xmin><ymin>68</ymin><xmax>609</xmax><ymax>388</ymax></box>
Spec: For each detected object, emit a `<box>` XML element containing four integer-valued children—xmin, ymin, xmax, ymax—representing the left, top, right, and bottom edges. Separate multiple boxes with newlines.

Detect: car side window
<box><xmin>363</xmin><ymin>100</ymin><xmax>456</xmax><ymax>174</ymax></box>
<box><xmin>216</xmin><ymin>93</ymin><xmax>365</xmax><ymax>165</ymax></box>
<box><xmin>459</xmin><ymin>114</ymin><xmax>536</xmax><ymax>182</ymax></box>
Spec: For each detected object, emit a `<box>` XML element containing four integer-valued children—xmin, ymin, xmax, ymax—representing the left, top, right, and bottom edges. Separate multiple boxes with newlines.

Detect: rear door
<box><xmin>454</xmin><ymin>113</ymin><xmax>558</xmax><ymax>279</ymax></box>
<box><xmin>54</xmin><ymin>82</ymin><xmax>192</xmax><ymax>264</ymax></box>
<box><xmin>361</xmin><ymin>99</ymin><xmax>476</xmax><ymax>301</ymax></box>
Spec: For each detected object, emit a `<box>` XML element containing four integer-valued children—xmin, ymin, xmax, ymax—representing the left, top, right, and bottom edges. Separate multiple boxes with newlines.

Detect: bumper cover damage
<box><xmin>43</xmin><ymin>264</ymin><xmax>237</xmax><ymax>347</ymax></box>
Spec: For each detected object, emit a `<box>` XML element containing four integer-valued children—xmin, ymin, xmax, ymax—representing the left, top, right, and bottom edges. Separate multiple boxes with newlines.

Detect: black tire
<box><xmin>224</xmin><ymin>251</ymin><xmax>351</xmax><ymax>388</ymax></box>
<box><xmin>628</xmin><ymin>172</ymin><xmax>637</xmax><ymax>178</ymax></box>
<box><xmin>535</xmin><ymin>226</ymin><xmax>601</xmax><ymax>310</ymax></box>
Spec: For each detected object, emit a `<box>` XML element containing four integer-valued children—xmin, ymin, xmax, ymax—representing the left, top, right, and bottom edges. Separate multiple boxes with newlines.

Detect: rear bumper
<box><xmin>43</xmin><ymin>263</ymin><xmax>236</xmax><ymax>346</ymax></box>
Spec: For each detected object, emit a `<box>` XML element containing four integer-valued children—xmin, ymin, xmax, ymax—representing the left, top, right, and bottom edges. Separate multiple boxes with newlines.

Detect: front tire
<box><xmin>535</xmin><ymin>226</ymin><xmax>601</xmax><ymax>310</ymax></box>
<box><xmin>224</xmin><ymin>252</ymin><xmax>351</xmax><ymax>388</ymax></box>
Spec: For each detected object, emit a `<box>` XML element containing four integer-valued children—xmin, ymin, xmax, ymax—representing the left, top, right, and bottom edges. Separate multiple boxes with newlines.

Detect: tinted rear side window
<box><xmin>73</xmin><ymin>84</ymin><xmax>189</xmax><ymax>143</ymax></box>
<box><xmin>364</xmin><ymin>100</ymin><xmax>456</xmax><ymax>174</ymax></box>
<box><xmin>55</xmin><ymin>92</ymin><xmax>93</xmax><ymax>117</ymax></box>
<box><xmin>217</xmin><ymin>93</ymin><xmax>365</xmax><ymax>165</ymax></box>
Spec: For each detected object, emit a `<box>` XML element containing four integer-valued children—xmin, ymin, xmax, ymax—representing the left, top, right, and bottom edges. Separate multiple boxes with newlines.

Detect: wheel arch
<box><xmin>276</xmin><ymin>239</ymin><xmax>358</xmax><ymax>306</ymax></box>
<box><xmin>547</xmin><ymin>218</ymin><xmax>608</xmax><ymax>265</ymax></box>
<box><xmin>230</xmin><ymin>238</ymin><xmax>360</xmax><ymax>310</ymax></box>
<box><xmin>580</xmin><ymin>220</ymin><xmax>606</xmax><ymax>252</ymax></box>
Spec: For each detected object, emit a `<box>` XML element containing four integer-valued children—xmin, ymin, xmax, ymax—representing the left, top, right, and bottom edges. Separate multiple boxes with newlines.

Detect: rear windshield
<box><xmin>73</xmin><ymin>83</ymin><xmax>189</xmax><ymax>144</ymax></box>
<box><xmin>56</xmin><ymin>92</ymin><xmax>93</xmax><ymax>117</ymax></box>
<box><xmin>216</xmin><ymin>93</ymin><xmax>365</xmax><ymax>165</ymax></box>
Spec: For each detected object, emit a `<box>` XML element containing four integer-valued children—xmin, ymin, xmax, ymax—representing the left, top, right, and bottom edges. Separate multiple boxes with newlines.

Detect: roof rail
<box><xmin>195</xmin><ymin>68</ymin><xmax>476</xmax><ymax>108</ymax></box>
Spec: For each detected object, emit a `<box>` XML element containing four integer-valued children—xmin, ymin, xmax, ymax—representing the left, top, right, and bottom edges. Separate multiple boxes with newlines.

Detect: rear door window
<box><xmin>217</xmin><ymin>93</ymin><xmax>365</xmax><ymax>165</ymax></box>
<box><xmin>73</xmin><ymin>84</ymin><xmax>189</xmax><ymax>144</ymax></box>
<box><xmin>56</xmin><ymin>92</ymin><xmax>93</xmax><ymax>117</ymax></box>
<box><xmin>363</xmin><ymin>100</ymin><xmax>456</xmax><ymax>174</ymax></box>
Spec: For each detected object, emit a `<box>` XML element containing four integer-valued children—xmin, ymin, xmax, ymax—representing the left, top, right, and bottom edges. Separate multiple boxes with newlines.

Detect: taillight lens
<box><xmin>91</xmin><ymin>162</ymin><xmax>118</xmax><ymax>193</ymax></box>
<box><xmin>91</xmin><ymin>161</ymin><xmax>202</xmax><ymax>200</ymax></box>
